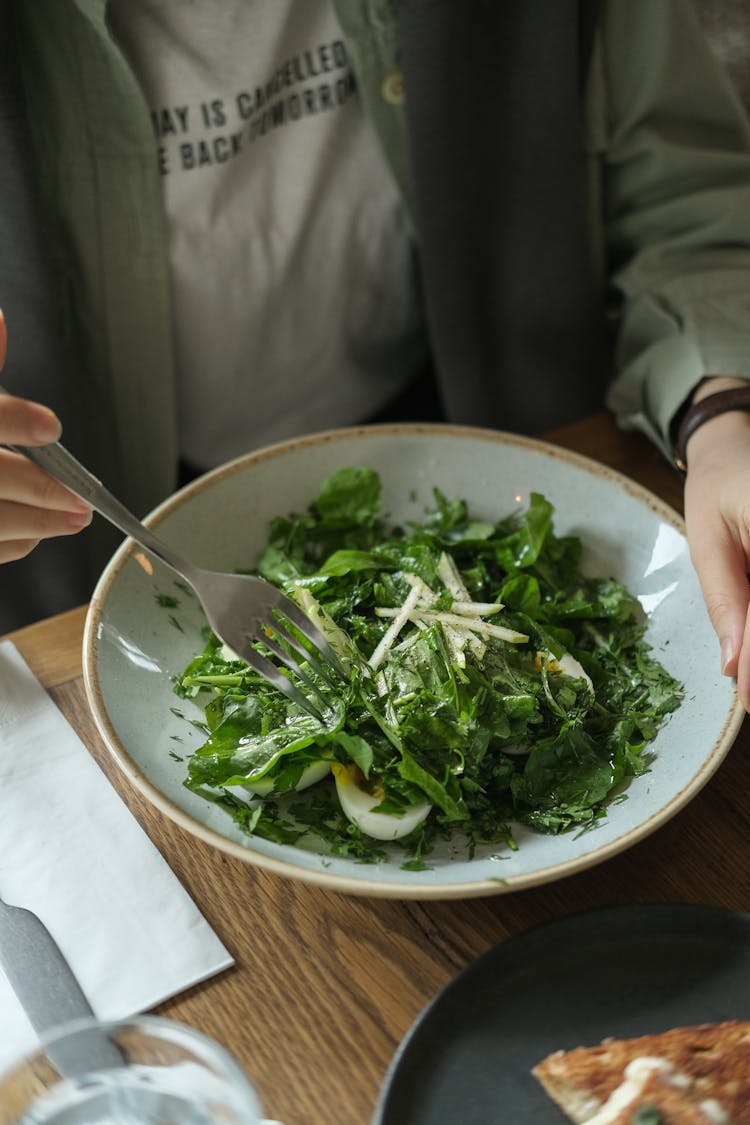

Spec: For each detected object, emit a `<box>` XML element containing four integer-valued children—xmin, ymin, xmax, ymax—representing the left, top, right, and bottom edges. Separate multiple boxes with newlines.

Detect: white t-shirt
<box><xmin>108</xmin><ymin>0</ymin><xmax>426</xmax><ymax>468</ymax></box>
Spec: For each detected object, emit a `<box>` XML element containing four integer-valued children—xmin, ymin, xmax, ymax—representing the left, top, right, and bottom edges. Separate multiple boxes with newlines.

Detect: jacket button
<box><xmin>381</xmin><ymin>70</ymin><xmax>404</xmax><ymax>105</ymax></box>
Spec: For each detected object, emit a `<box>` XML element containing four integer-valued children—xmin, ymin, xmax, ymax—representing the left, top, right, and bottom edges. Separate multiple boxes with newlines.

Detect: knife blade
<box><xmin>0</xmin><ymin>896</ymin><xmax>123</xmax><ymax>1073</ymax></box>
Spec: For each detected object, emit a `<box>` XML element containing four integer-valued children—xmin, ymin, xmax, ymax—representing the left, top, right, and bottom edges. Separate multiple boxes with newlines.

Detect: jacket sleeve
<box><xmin>0</xmin><ymin>0</ymin><xmax>98</xmax><ymax>630</ymax></box>
<box><xmin>0</xmin><ymin>0</ymin><xmax>67</xmax><ymax>409</ymax></box>
<box><xmin>599</xmin><ymin>0</ymin><xmax>750</xmax><ymax>460</ymax></box>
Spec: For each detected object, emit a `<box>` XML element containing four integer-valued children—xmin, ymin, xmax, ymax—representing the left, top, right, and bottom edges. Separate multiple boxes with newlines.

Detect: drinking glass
<box><xmin>0</xmin><ymin>1015</ymin><xmax>267</xmax><ymax>1124</ymax></box>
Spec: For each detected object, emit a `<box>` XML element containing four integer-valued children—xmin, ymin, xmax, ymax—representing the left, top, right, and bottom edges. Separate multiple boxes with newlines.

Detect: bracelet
<box><xmin>674</xmin><ymin>385</ymin><xmax>750</xmax><ymax>473</ymax></box>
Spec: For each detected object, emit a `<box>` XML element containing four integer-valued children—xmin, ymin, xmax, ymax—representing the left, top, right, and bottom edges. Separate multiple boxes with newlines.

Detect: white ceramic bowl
<box><xmin>83</xmin><ymin>424</ymin><xmax>743</xmax><ymax>898</ymax></box>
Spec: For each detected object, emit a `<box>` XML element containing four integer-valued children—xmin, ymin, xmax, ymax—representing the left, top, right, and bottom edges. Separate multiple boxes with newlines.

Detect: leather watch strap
<box><xmin>674</xmin><ymin>385</ymin><xmax>750</xmax><ymax>473</ymax></box>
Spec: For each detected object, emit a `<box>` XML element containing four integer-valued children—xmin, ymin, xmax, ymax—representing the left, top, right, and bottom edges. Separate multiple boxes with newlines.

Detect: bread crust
<box><xmin>532</xmin><ymin>1020</ymin><xmax>750</xmax><ymax>1123</ymax></box>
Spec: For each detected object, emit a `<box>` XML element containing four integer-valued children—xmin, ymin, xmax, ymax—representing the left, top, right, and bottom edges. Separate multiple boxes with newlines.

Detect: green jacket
<box><xmin>4</xmin><ymin>0</ymin><xmax>750</xmax><ymax>627</ymax></box>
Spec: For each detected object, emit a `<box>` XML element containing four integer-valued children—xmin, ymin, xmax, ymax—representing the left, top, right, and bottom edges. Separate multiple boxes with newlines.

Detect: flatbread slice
<box><xmin>532</xmin><ymin>1019</ymin><xmax>750</xmax><ymax>1123</ymax></box>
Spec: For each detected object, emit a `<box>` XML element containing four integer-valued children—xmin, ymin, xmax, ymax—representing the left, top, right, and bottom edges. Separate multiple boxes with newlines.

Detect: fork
<box><xmin>1</xmin><ymin>395</ymin><xmax>342</xmax><ymax>719</ymax></box>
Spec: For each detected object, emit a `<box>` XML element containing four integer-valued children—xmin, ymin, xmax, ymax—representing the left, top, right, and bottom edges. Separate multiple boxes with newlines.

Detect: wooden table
<box><xmin>5</xmin><ymin>413</ymin><xmax>749</xmax><ymax>1125</ymax></box>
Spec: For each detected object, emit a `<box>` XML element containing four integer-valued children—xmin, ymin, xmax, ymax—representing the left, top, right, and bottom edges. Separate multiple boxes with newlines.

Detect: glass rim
<box><xmin>0</xmin><ymin>1012</ymin><xmax>264</xmax><ymax>1120</ymax></box>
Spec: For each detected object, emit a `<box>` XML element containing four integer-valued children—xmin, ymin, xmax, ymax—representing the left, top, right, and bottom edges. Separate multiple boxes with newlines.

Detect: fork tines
<box><xmin>241</xmin><ymin>597</ymin><xmax>344</xmax><ymax>721</ymax></box>
<box><xmin>236</xmin><ymin>640</ymin><xmax>328</xmax><ymax>721</ymax></box>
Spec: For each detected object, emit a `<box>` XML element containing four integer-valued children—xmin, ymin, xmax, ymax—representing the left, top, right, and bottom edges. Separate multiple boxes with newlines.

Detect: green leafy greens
<box><xmin>172</xmin><ymin>468</ymin><xmax>683</xmax><ymax>867</ymax></box>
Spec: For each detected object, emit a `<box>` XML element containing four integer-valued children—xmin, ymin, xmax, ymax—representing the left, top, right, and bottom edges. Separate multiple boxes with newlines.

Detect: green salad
<box><xmin>172</xmin><ymin>467</ymin><xmax>683</xmax><ymax>868</ymax></box>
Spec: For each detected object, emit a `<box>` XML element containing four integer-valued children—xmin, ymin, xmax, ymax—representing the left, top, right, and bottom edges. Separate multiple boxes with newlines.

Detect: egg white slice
<box><xmin>554</xmin><ymin>652</ymin><xmax>594</xmax><ymax>693</ymax></box>
<box><xmin>227</xmin><ymin>760</ymin><xmax>331</xmax><ymax>800</ymax></box>
<box><xmin>332</xmin><ymin>763</ymin><xmax>432</xmax><ymax>840</ymax></box>
<box><xmin>537</xmin><ymin>650</ymin><xmax>594</xmax><ymax>693</ymax></box>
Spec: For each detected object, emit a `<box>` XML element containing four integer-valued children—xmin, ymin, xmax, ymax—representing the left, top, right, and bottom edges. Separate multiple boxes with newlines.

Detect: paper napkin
<box><xmin>0</xmin><ymin>640</ymin><xmax>234</xmax><ymax>1073</ymax></box>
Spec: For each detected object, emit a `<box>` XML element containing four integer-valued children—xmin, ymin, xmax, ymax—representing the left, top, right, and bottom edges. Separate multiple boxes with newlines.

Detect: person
<box><xmin>4</xmin><ymin>1</ymin><xmax>750</xmax><ymax>707</ymax></box>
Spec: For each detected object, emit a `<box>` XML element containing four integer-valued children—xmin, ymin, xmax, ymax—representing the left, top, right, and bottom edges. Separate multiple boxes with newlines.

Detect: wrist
<box><xmin>673</xmin><ymin>377</ymin><xmax>750</xmax><ymax>472</ymax></box>
<box><xmin>691</xmin><ymin>376</ymin><xmax>748</xmax><ymax>403</ymax></box>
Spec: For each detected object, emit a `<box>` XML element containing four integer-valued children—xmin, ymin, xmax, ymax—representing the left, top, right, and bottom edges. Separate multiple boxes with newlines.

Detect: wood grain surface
<box><xmin>5</xmin><ymin>413</ymin><xmax>748</xmax><ymax>1125</ymax></box>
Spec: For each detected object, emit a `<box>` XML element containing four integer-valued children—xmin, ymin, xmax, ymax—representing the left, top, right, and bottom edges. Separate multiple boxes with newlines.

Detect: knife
<box><xmin>0</xmin><ymin>895</ymin><xmax>124</xmax><ymax>1074</ymax></box>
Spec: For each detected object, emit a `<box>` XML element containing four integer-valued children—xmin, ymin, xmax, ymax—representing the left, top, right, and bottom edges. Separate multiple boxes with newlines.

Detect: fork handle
<box><xmin>3</xmin><ymin>424</ymin><xmax>195</xmax><ymax>582</ymax></box>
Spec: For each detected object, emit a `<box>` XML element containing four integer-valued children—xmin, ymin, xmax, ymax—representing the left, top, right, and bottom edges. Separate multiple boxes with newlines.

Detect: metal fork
<box><xmin>1</xmin><ymin>397</ymin><xmax>342</xmax><ymax>719</ymax></box>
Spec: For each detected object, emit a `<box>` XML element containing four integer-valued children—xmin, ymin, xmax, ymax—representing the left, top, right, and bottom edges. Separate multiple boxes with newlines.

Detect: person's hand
<box><xmin>0</xmin><ymin>309</ymin><xmax>92</xmax><ymax>562</ymax></box>
<box><xmin>682</xmin><ymin>379</ymin><xmax>750</xmax><ymax>709</ymax></box>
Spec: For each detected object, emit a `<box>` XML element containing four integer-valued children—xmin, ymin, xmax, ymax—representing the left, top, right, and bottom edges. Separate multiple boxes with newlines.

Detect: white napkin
<box><xmin>0</xmin><ymin>640</ymin><xmax>234</xmax><ymax>1073</ymax></box>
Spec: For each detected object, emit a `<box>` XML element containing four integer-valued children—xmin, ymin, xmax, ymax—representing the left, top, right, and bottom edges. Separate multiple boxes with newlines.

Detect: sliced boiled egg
<box><xmin>228</xmin><ymin>760</ymin><xmax>331</xmax><ymax>800</ymax></box>
<box><xmin>536</xmin><ymin>650</ymin><xmax>594</xmax><ymax>693</ymax></box>
<box><xmin>332</xmin><ymin>763</ymin><xmax>431</xmax><ymax>840</ymax></box>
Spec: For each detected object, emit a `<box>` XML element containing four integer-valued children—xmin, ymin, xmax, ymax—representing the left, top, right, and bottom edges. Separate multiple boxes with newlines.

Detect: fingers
<box><xmin>682</xmin><ymin>412</ymin><xmax>750</xmax><ymax>709</ymax></box>
<box><xmin>0</xmin><ymin>447</ymin><xmax>87</xmax><ymax>510</ymax></box>
<box><xmin>736</xmin><ymin>605</ymin><xmax>750</xmax><ymax>710</ymax></box>
<box><xmin>688</xmin><ymin>519</ymin><xmax>749</xmax><ymax>683</ymax></box>
<box><xmin>0</xmin><ymin>446</ymin><xmax>91</xmax><ymax>510</ymax></box>
<box><xmin>690</xmin><ymin>525</ymin><xmax>750</xmax><ymax>710</ymax></box>
<box><xmin>0</xmin><ymin>448</ymin><xmax>92</xmax><ymax>543</ymax></box>
<box><xmin>0</xmin><ymin>492</ymin><xmax>92</xmax><ymax>558</ymax></box>
<box><xmin>0</xmin><ymin>309</ymin><xmax>61</xmax><ymax>445</ymax></box>
<box><xmin>0</xmin><ymin>312</ymin><xmax>92</xmax><ymax>561</ymax></box>
<box><xmin>0</xmin><ymin>538</ymin><xmax>41</xmax><ymax>564</ymax></box>
<box><xmin>0</xmin><ymin>387</ymin><xmax>62</xmax><ymax>446</ymax></box>
<box><xmin>0</xmin><ymin>496</ymin><xmax>91</xmax><ymax>556</ymax></box>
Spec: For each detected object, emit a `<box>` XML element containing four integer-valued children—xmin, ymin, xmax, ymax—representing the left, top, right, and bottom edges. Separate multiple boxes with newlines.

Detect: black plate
<box><xmin>374</xmin><ymin>903</ymin><xmax>750</xmax><ymax>1124</ymax></box>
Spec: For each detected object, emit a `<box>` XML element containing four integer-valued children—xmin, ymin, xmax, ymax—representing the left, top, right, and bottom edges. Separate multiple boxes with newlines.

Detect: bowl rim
<box><xmin>82</xmin><ymin>422</ymin><xmax>745</xmax><ymax>898</ymax></box>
